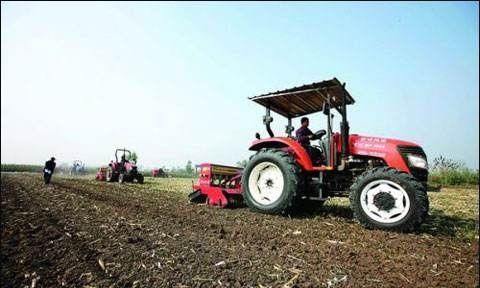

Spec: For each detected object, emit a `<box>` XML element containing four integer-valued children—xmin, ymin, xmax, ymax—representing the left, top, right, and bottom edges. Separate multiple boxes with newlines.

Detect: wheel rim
<box><xmin>248</xmin><ymin>162</ymin><xmax>284</xmax><ymax>205</ymax></box>
<box><xmin>360</xmin><ymin>180</ymin><xmax>411</xmax><ymax>224</ymax></box>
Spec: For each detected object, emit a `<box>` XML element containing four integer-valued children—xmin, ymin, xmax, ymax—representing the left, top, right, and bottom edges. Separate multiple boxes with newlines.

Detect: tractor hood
<box><xmin>347</xmin><ymin>134</ymin><xmax>426</xmax><ymax>174</ymax></box>
<box><xmin>348</xmin><ymin>134</ymin><xmax>420</xmax><ymax>155</ymax></box>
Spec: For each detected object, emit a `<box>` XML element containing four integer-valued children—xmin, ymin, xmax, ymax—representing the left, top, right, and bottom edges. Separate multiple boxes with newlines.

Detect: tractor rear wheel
<box><xmin>137</xmin><ymin>174</ymin><xmax>144</xmax><ymax>184</ymax></box>
<box><xmin>349</xmin><ymin>166</ymin><xmax>429</xmax><ymax>232</ymax></box>
<box><xmin>242</xmin><ymin>149</ymin><xmax>302</xmax><ymax>215</ymax></box>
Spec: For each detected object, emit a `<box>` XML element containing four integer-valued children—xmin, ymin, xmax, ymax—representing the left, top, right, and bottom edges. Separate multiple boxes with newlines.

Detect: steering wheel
<box><xmin>311</xmin><ymin>129</ymin><xmax>326</xmax><ymax>140</ymax></box>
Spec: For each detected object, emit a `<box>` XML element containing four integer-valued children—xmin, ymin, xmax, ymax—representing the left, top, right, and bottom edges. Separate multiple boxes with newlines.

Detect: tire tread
<box><xmin>243</xmin><ymin>148</ymin><xmax>302</xmax><ymax>214</ymax></box>
<box><xmin>349</xmin><ymin>166</ymin><xmax>429</xmax><ymax>232</ymax></box>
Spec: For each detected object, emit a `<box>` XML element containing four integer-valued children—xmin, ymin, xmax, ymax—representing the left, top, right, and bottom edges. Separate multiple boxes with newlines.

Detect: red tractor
<box><xmin>191</xmin><ymin>78</ymin><xmax>429</xmax><ymax>232</ymax></box>
<box><xmin>151</xmin><ymin>168</ymin><xmax>168</xmax><ymax>177</ymax></box>
<box><xmin>95</xmin><ymin>149</ymin><xmax>144</xmax><ymax>184</ymax></box>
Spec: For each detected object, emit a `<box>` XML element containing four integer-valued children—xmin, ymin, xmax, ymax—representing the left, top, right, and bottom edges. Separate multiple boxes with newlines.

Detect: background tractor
<box><xmin>95</xmin><ymin>149</ymin><xmax>144</xmax><ymax>184</ymax></box>
<box><xmin>191</xmin><ymin>78</ymin><xmax>429</xmax><ymax>232</ymax></box>
<box><xmin>152</xmin><ymin>168</ymin><xmax>168</xmax><ymax>177</ymax></box>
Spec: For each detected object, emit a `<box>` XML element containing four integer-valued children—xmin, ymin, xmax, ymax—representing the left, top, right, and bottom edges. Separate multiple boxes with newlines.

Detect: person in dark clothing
<box><xmin>119</xmin><ymin>154</ymin><xmax>130</xmax><ymax>173</ymax></box>
<box><xmin>44</xmin><ymin>157</ymin><xmax>56</xmax><ymax>184</ymax></box>
<box><xmin>296</xmin><ymin>117</ymin><xmax>314</xmax><ymax>148</ymax></box>
<box><xmin>295</xmin><ymin>117</ymin><xmax>323</xmax><ymax>165</ymax></box>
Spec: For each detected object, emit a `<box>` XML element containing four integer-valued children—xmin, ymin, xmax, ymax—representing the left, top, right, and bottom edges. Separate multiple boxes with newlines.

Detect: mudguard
<box><xmin>249</xmin><ymin>137</ymin><xmax>315</xmax><ymax>171</ymax></box>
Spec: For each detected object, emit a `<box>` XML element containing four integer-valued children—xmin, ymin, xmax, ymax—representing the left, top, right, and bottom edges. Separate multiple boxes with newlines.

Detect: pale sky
<box><xmin>1</xmin><ymin>2</ymin><xmax>479</xmax><ymax>169</ymax></box>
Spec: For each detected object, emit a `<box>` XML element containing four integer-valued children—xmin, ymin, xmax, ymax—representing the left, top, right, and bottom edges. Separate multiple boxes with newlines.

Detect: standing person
<box><xmin>44</xmin><ymin>157</ymin><xmax>56</xmax><ymax>184</ymax></box>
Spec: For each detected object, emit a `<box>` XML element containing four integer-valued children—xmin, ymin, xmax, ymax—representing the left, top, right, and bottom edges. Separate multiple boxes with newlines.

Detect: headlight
<box><xmin>407</xmin><ymin>154</ymin><xmax>428</xmax><ymax>169</ymax></box>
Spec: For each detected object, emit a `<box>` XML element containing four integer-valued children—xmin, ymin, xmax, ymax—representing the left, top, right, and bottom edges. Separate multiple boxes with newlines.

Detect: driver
<box><xmin>296</xmin><ymin>117</ymin><xmax>314</xmax><ymax>148</ymax></box>
<box><xmin>295</xmin><ymin>117</ymin><xmax>323</xmax><ymax>165</ymax></box>
<box><xmin>121</xmin><ymin>154</ymin><xmax>130</xmax><ymax>165</ymax></box>
<box><xmin>120</xmin><ymin>155</ymin><xmax>129</xmax><ymax>172</ymax></box>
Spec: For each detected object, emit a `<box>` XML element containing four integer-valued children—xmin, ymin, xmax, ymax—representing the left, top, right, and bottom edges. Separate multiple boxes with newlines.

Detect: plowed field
<box><xmin>1</xmin><ymin>173</ymin><xmax>478</xmax><ymax>287</ymax></box>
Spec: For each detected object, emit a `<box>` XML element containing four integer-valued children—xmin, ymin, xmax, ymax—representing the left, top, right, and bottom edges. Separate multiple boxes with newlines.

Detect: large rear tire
<box><xmin>350</xmin><ymin>167</ymin><xmax>429</xmax><ymax>232</ymax></box>
<box><xmin>137</xmin><ymin>174</ymin><xmax>144</xmax><ymax>184</ymax></box>
<box><xmin>242</xmin><ymin>149</ymin><xmax>302</xmax><ymax>214</ymax></box>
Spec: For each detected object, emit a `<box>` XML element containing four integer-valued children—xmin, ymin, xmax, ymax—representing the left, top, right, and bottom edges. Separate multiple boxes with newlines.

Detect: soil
<box><xmin>1</xmin><ymin>173</ymin><xmax>478</xmax><ymax>287</ymax></box>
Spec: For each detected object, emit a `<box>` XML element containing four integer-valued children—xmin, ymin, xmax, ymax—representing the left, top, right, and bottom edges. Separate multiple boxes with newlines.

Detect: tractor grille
<box><xmin>397</xmin><ymin>145</ymin><xmax>428</xmax><ymax>183</ymax></box>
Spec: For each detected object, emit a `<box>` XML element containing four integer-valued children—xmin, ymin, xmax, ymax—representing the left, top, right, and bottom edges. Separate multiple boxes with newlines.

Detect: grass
<box><xmin>145</xmin><ymin>177</ymin><xmax>195</xmax><ymax>194</ymax></box>
<box><xmin>1</xmin><ymin>164</ymin><xmax>43</xmax><ymax>172</ymax></box>
<box><xmin>1</xmin><ymin>163</ymin><xmax>98</xmax><ymax>174</ymax></box>
<box><xmin>425</xmin><ymin>187</ymin><xmax>479</xmax><ymax>240</ymax></box>
<box><xmin>429</xmin><ymin>169</ymin><xmax>479</xmax><ymax>186</ymax></box>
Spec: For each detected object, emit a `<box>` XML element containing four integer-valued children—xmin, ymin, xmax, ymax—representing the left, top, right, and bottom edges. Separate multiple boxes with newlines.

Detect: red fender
<box><xmin>249</xmin><ymin>137</ymin><xmax>314</xmax><ymax>171</ymax></box>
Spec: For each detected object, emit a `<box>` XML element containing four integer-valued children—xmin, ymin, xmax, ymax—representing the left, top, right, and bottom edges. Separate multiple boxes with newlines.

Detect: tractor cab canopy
<box><xmin>249</xmin><ymin>78</ymin><xmax>354</xmax><ymax>118</ymax></box>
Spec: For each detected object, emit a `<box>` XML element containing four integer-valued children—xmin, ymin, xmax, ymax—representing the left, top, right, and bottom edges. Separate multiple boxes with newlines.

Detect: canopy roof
<box><xmin>249</xmin><ymin>78</ymin><xmax>355</xmax><ymax>118</ymax></box>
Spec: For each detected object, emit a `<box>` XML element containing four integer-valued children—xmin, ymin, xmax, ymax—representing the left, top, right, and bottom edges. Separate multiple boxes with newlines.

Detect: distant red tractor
<box><xmin>95</xmin><ymin>149</ymin><xmax>144</xmax><ymax>184</ymax></box>
<box><xmin>151</xmin><ymin>168</ymin><xmax>168</xmax><ymax>177</ymax></box>
<box><xmin>190</xmin><ymin>78</ymin><xmax>429</xmax><ymax>232</ymax></box>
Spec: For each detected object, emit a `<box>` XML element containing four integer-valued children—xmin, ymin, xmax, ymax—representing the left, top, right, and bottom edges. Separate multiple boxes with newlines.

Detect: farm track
<box><xmin>1</xmin><ymin>173</ymin><xmax>478</xmax><ymax>287</ymax></box>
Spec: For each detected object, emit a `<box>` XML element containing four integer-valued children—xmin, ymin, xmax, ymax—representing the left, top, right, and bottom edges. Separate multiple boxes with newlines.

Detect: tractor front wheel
<box><xmin>242</xmin><ymin>149</ymin><xmax>302</xmax><ymax>215</ymax></box>
<box><xmin>118</xmin><ymin>173</ymin><xmax>125</xmax><ymax>184</ymax></box>
<box><xmin>349</xmin><ymin>167</ymin><xmax>429</xmax><ymax>232</ymax></box>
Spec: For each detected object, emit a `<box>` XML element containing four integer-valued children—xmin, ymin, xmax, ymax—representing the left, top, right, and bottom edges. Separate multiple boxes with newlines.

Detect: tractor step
<box><xmin>310</xmin><ymin>178</ymin><xmax>327</xmax><ymax>186</ymax></box>
<box><xmin>308</xmin><ymin>177</ymin><xmax>329</xmax><ymax>201</ymax></box>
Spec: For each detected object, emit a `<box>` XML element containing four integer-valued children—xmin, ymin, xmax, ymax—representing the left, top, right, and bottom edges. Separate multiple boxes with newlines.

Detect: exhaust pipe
<box><xmin>340</xmin><ymin>82</ymin><xmax>349</xmax><ymax>159</ymax></box>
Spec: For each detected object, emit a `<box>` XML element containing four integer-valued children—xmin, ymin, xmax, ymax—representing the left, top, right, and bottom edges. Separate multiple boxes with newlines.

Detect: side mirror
<box><xmin>263</xmin><ymin>114</ymin><xmax>273</xmax><ymax>125</ymax></box>
<box><xmin>285</xmin><ymin>125</ymin><xmax>294</xmax><ymax>135</ymax></box>
<box><xmin>255</xmin><ymin>132</ymin><xmax>260</xmax><ymax>139</ymax></box>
